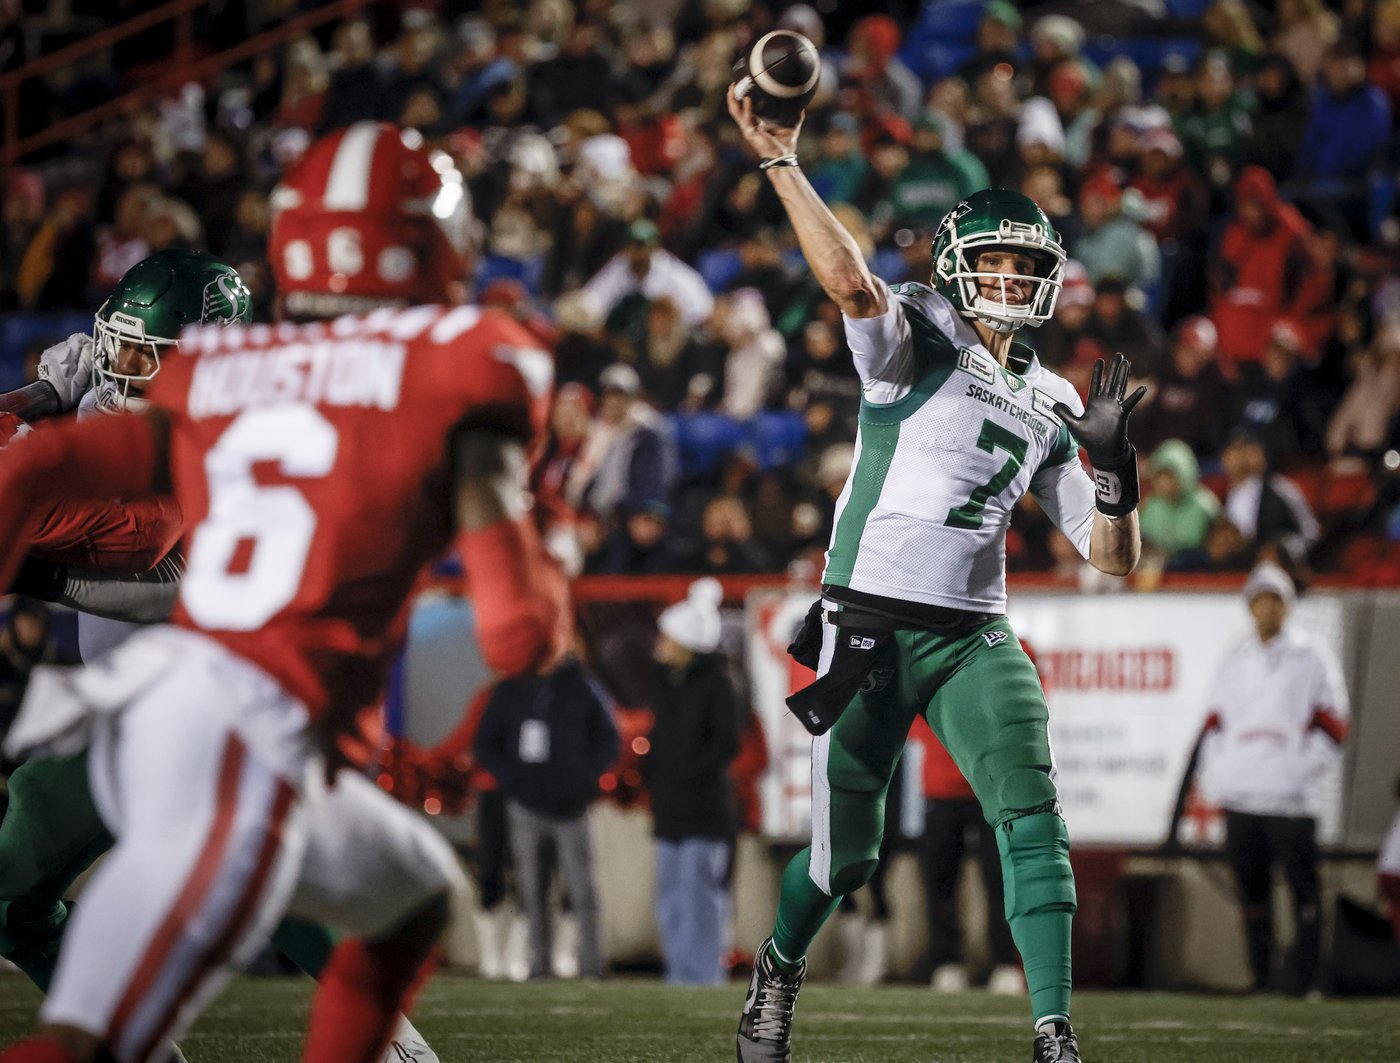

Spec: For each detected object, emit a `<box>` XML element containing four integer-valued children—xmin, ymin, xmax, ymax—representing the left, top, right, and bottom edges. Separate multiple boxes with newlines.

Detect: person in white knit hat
<box><xmin>640</xmin><ymin>578</ymin><xmax>742</xmax><ymax>984</ymax></box>
<box><xmin>1197</xmin><ymin>561</ymin><xmax>1350</xmax><ymax>995</ymax></box>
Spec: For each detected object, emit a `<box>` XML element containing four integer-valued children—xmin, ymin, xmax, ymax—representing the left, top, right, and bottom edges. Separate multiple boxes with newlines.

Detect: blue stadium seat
<box><xmin>900</xmin><ymin>0</ymin><xmax>1036</xmax><ymax>83</ymax></box>
<box><xmin>473</xmin><ymin>253</ymin><xmax>545</xmax><ymax>297</ymax></box>
<box><xmin>912</xmin><ymin>0</ymin><xmax>986</xmax><ymax>41</ymax></box>
<box><xmin>670</xmin><ymin>411</ymin><xmax>808</xmax><ymax>477</ymax></box>
<box><xmin>696</xmin><ymin>248</ymin><xmax>743</xmax><ymax>293</ymax></box>
<box><xmin>670</xmin><ymin>412</ymin><xmax>747</xmax><ymax>477</ymax></box>
<box><xmin>901</xmin><ymin>39</ymin><xmax>978</xmax><ymax>85</ymax></box>
<box><xmin>870</xmin><ymin>248</ymin><xmax>908</xmax><ymax>283</ymax></box>
<box><xmin>745</xmin><ymin>411</ymin><xmax>808</xmax><ymax>469</ymax></box>
<box><xmin>1082</xmin><ymin>37</ymin><xmax>1202</xmax><ymax>79</ymax></box>
<box><xmin>1163</xmin><ymin>0</ymin><xmax>1212</xmax><ymax>17</ymax></box>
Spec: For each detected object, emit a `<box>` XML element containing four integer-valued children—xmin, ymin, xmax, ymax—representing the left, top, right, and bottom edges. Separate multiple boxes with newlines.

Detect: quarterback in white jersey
<box><xmin>728</xmin><ymin>89</ymin><xmax>1146</xmax><ymax>1063</ymax></box>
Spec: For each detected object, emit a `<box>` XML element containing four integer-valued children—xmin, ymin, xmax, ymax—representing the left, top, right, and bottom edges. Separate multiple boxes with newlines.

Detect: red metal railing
<box><xmin>1</xmin><ymin>0</ymin><xmax>366</xmax><ymax>167</ymax></box>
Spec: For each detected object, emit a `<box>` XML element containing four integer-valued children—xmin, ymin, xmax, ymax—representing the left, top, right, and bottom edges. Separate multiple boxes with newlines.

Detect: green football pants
<box><xmin>0</xmin><ymin>754</ymin><xmax>340</xmax><ymax>991</ymax></box>
<box><xmin>0</xmin><ymin>754</ymin><xmax>113</xmax><ymax>989</ymax></box>
<box><xmin>770</xmin><ymin>615</ymin><xmax>1076</xmax><ymax>1025</ymax></box>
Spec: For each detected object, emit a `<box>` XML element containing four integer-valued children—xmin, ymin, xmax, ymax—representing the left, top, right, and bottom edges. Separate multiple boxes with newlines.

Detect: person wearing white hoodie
<box><xmin>1197</xmin><ymin>562</ymin><xmax>1351</xmax><ymax>994</ymax></box>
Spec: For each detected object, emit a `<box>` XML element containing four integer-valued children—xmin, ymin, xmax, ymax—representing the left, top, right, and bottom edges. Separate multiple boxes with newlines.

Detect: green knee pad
<box><xmin>997</xmin><ymin>811</ymin><xmax>1076</xmax><ymax>922</ymax></box>
<box><xmin>828</xmin><ymin>858</ymin><xmax>879</xmax><ymax>898</ymax></box>
<box><xmin>993</xmin><ymin>767</ymin><xmax>1060</xmax><ymax>826</ymax></box>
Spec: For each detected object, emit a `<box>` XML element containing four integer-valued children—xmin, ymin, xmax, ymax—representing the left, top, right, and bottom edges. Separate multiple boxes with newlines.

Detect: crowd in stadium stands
<box><xmin>6</xmin><ymin>0</ymin><xmax>1400</xmax><ymax>584</ymax></box>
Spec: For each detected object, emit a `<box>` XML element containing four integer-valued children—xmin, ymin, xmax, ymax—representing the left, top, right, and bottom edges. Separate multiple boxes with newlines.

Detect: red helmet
<box><xmin>269</xmin><ymin>122</ymin><xmax>474</xmax><ymax>312</ymax></box>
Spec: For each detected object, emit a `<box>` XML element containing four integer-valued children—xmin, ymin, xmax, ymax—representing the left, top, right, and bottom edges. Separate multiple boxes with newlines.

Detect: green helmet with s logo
<box><xmin>930</xmin><ymin>189</ymin><xmax>1066</xmax><ymax>335</ymax></box>
<box><xmin>92</xmin><ymin>249</ymin><xmax>252</xmax><ymax>412</ymax></box>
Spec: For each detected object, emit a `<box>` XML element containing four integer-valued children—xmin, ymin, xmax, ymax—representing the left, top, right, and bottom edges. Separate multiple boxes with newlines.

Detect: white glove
<box><xmin>3</xmin><ymin>637</ymin><xmax>174</xmax><ymax>761</ymax></box>
<box><xmin>36</xmin><ymin>332</ymin><xmax>95</xmax><ymax>413</ymax></box>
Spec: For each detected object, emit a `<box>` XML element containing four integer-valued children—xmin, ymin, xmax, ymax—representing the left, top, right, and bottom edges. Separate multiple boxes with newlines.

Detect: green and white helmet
<box><xmin>930</xmin><ymin>188</ymin><xmax>1066</xmax><ymax>334</ymax></box>
<box><xmin>92</xmin><ymin>249</ymin><xmax>252</xmax><ymax>412</ymax></box>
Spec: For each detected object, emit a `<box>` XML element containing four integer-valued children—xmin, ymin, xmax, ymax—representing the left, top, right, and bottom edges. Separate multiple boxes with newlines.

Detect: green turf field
<box><xmin>0</xmin><ymin>975</ymin><xmax>1397</xmax><ymax>1062</ymax></box>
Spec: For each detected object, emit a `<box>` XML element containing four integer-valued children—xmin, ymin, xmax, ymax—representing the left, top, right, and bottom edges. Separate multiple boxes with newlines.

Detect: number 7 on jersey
<box><xmin>943</xmin><ymin>418</ymin><xmax>1028</xmax><ymax>529</ymax></box>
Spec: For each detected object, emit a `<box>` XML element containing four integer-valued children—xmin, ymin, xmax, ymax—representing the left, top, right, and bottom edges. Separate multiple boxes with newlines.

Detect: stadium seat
<box><xmin>473</xmin><ymin>254</ymin><xmax>544</xmax><ymax>297</ymax></box>
<box><xmin>745</xmin><ymin>411</ymin><xmax>808</xmax><ymax>469</ymax></box>
<box><xmin>669</xmin><ymin>412</ymin><xmax>747</xmax><ymax>477</ymax></box>
<box><xmin>1339</xmin><ymin>534</ymin><xmax>1388</xmax><ymax>573</ymax></box>
<box><xmin>1081</xmin><ymin>37</ymin><xmax>1202</xmax><ymax>76</ymax></box>
<box><xmin>670</xmin><ymin>411</ymin><xmax>808</xmax><ymax>477</ymax></box>
<box><xmin>869</xmin><ymin>248</ymin><xmax>908</xmax><ymax>283</ymax></box>
<box><xmin>696</xmin><ymin>248</ymin><xmax>744</xmax><ymax>293</ymax></box>
<box><xmin>899</xmin><ymin>0</ymin><xmax>988</xmax><ymax>84</ymax></box>
<box><xmin>1163</xmin><ymin>0</ymin><xmax>1212</xmax><ymax>16</ymax></box>
<box><xmin>1321</xmin><ymin>470</ymin><xmax>1378</xmax><ymax>515</ymax></box>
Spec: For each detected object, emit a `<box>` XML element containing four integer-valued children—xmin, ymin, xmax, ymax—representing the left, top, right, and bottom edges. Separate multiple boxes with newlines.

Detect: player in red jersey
<box><xmin>0</xmin><ymin>122</ymin><xmax>569</xmax><ymax>1063</ymax></box>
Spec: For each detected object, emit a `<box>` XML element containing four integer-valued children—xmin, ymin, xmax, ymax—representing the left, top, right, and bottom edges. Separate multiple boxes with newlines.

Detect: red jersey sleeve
<box><xmin>428</xmin><ymin>308</ymin><xmax>552</xmax><ymax>444</ymax></box>
<box><xmin>17</xmin><ymin>360</ymin><xmax>187</xmax><ymax>571</ymax></box>
<box><xmin>29</xmin><ymin>495</ymin><xmax>182</xmax><ymax>570</ymax></box>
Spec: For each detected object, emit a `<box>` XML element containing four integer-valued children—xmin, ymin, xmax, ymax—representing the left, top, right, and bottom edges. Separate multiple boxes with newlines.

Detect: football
<box><xmin>732</xmin><ymin>29</ymin><xmax>821</xmax><ymax>128</ymax></box>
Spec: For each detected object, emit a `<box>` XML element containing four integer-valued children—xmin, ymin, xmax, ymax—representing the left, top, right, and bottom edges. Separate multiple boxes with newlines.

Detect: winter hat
<box><xmin>1176</xmin><ymin>315</ymin><xmax>1218</xmax><ymax>353</ymax></box>
<box><xmin>1017</xmin><ymin>97</ymin><xmax>1066</xmax><ymax>154</ymax></box>
<box><xmin>1243</xmin><ymin>561</ymin><xmax>1297</xmax><ymax>608</ymax></box>
<box><xmin>658</xmin><ymin>577</ymin><xmax>724</xmax><ymax>654</ymax></box>
<box><xmin>1234</xmin><ymin>166</ymin><xmax>1278</xmax><ymax>209</ymax></box>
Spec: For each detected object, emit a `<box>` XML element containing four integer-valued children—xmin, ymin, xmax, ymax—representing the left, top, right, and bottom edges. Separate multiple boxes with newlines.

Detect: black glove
<box><xmin>9</xmin><ymin>557</ymin><xmax>67</xmax><ymax>601</ymax></box>
<box><xmin>1052</xmin><ymin>353</ymin><xmax>1147</xmax><ymax>517</ymax></box>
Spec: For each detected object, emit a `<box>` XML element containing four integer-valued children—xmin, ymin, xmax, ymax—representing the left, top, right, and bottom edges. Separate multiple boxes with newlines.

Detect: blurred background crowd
<box><xmin>5</xmin><ymin>0</ymin><xmax>1400</xmax><ymax>585</ymax></box>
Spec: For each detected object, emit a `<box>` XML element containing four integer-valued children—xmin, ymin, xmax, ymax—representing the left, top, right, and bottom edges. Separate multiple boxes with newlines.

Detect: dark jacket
<box><xmin>473</xmin><ymin>657</ymin><xmax>620</xmax><ymax>821</ymax></box>
<box><xmin>641</xmin><ymin>654</ymin><xmax>741</xmax><ymax>842</ymax></box>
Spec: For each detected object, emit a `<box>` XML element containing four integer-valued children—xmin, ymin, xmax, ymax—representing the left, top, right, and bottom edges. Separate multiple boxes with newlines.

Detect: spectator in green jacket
<box><xmin>1140</xmin><ymin>439</ymin><xmax>1221</xmax><ymax>565</ymax></box>
<box><xmin>1072</xmin><ymin>177</ymin><xmax>1161</xmax><ymax>294</ymax></box>
<box><xmin>806</xmin><ymin>112</ymin><xmax>868</xmax><ymax>207</ymax></box>
<box><xmin>886</xmin><ymin>113</ymin><xmax>989</xmax><ymax>232</ymax></box>
<box><xmin>1177</xmin><ymin>50</ymin><xmax>1253</xmax><ymax>190</ymax></box>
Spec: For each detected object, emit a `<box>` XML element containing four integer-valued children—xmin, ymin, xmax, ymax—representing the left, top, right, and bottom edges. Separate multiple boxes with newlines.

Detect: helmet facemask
<box><xmin>933</xmin><ymin>217</ymin><xmax>1066</xmax><ymax>334</ymax></box>
<box><xmin>91</xmin><ymin>306</ymin><xmax>175</xmax><ymax>413</ymax></box>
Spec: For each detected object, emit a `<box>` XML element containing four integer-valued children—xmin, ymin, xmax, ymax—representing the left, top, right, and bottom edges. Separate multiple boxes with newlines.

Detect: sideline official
<box><xmin>1198</xmin><ymin>562</ymin><xmax>1351</xmax><ymax>994</ymax></box>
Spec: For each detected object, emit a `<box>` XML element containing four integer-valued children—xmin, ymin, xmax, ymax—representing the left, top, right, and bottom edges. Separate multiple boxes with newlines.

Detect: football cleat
<box><xmin>382</xmin><ymin>1016</ymin><xmax>439</xmax><ymax>1063</ymax></box>
<box><xmin>736</xmin><ymin>938</ymin><xmax>806</xmax><ymax>1063</ymax></box>
<box><xmin>1033</xmin><ymin>1021</ymin><xmax>1083</xmax><ymax>1062</ymax></box>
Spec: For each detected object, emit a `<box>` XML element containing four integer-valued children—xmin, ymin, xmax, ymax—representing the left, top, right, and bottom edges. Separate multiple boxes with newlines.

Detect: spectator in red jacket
<box><xmin>1130</xmin><ymin>129</ymin><xmax>1210</xmax><ymax>244</ymax></box>
<box><xmin>1132</xmin><ymin>315</ymin><xmax>1232</xmax><ymax>460</ymax></box>
<box><xmin>1209</xmin><ymin>166</ymin><xmax>1333</xmax><ymax>368</ymax></box>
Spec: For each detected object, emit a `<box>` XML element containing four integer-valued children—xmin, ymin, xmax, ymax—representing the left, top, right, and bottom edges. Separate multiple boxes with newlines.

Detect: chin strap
<box><xmin>973</xmin><ymin>311</ymin><xmax>1021</xmax><ymax>334</ymax></box>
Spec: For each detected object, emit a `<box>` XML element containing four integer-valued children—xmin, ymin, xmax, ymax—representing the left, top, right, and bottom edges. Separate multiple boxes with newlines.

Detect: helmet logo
<box><xmin>203</xmin><ymin>275</ymin><xmax>244</xmax><ymax>326</ymax></box>
<box><xmin>108</xmin><ymin>311</ymin><xmax>146</xmax><ymax>337</ymax></box>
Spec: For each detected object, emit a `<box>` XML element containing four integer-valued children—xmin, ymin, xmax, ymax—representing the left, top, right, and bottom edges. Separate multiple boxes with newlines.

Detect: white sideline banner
<box><xmin>746</xmin><ymin>590</ymin><xmax>1347</xmax><ymax>846</ymax></box>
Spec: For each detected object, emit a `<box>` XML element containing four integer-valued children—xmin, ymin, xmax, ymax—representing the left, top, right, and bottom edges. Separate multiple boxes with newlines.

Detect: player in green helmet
<box><xmin>930</xmin><ymin>189</ymin><xmax>1068</xmax><ymax>333</ymax></box>
<box><xmin>728</xmin><ymin>89</ymin><xmax>1146</xmax><ymax>1063</ymax></box>
<box><xmin>89</xmin><ymin>248</ymin><xmax>253</xmax><ymax>413</ymax></box>
<box><xmin>0</xmin><ymin>250</ymin><xmax>439</xmax><ymax>1063</ymax></box>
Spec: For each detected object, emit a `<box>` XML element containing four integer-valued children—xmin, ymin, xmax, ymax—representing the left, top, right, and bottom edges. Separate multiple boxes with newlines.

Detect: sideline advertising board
<box><xmin>746</xmin><ymin>590</ymin><xmax>1347</xmax><ymax>847</ymax></box>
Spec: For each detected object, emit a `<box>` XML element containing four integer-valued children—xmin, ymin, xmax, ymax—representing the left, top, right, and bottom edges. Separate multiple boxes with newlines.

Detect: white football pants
<box><xmin>39</xmin><ymin>627</ymin><xmax>465</xmax><ymax>1063</ymax></box>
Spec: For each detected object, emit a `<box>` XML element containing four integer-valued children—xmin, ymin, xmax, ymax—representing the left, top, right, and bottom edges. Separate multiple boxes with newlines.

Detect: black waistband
<box><xmin>822</xmin><ymin>585</ymin><xmax>1001</xmax><ymax>631</ymax></box>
